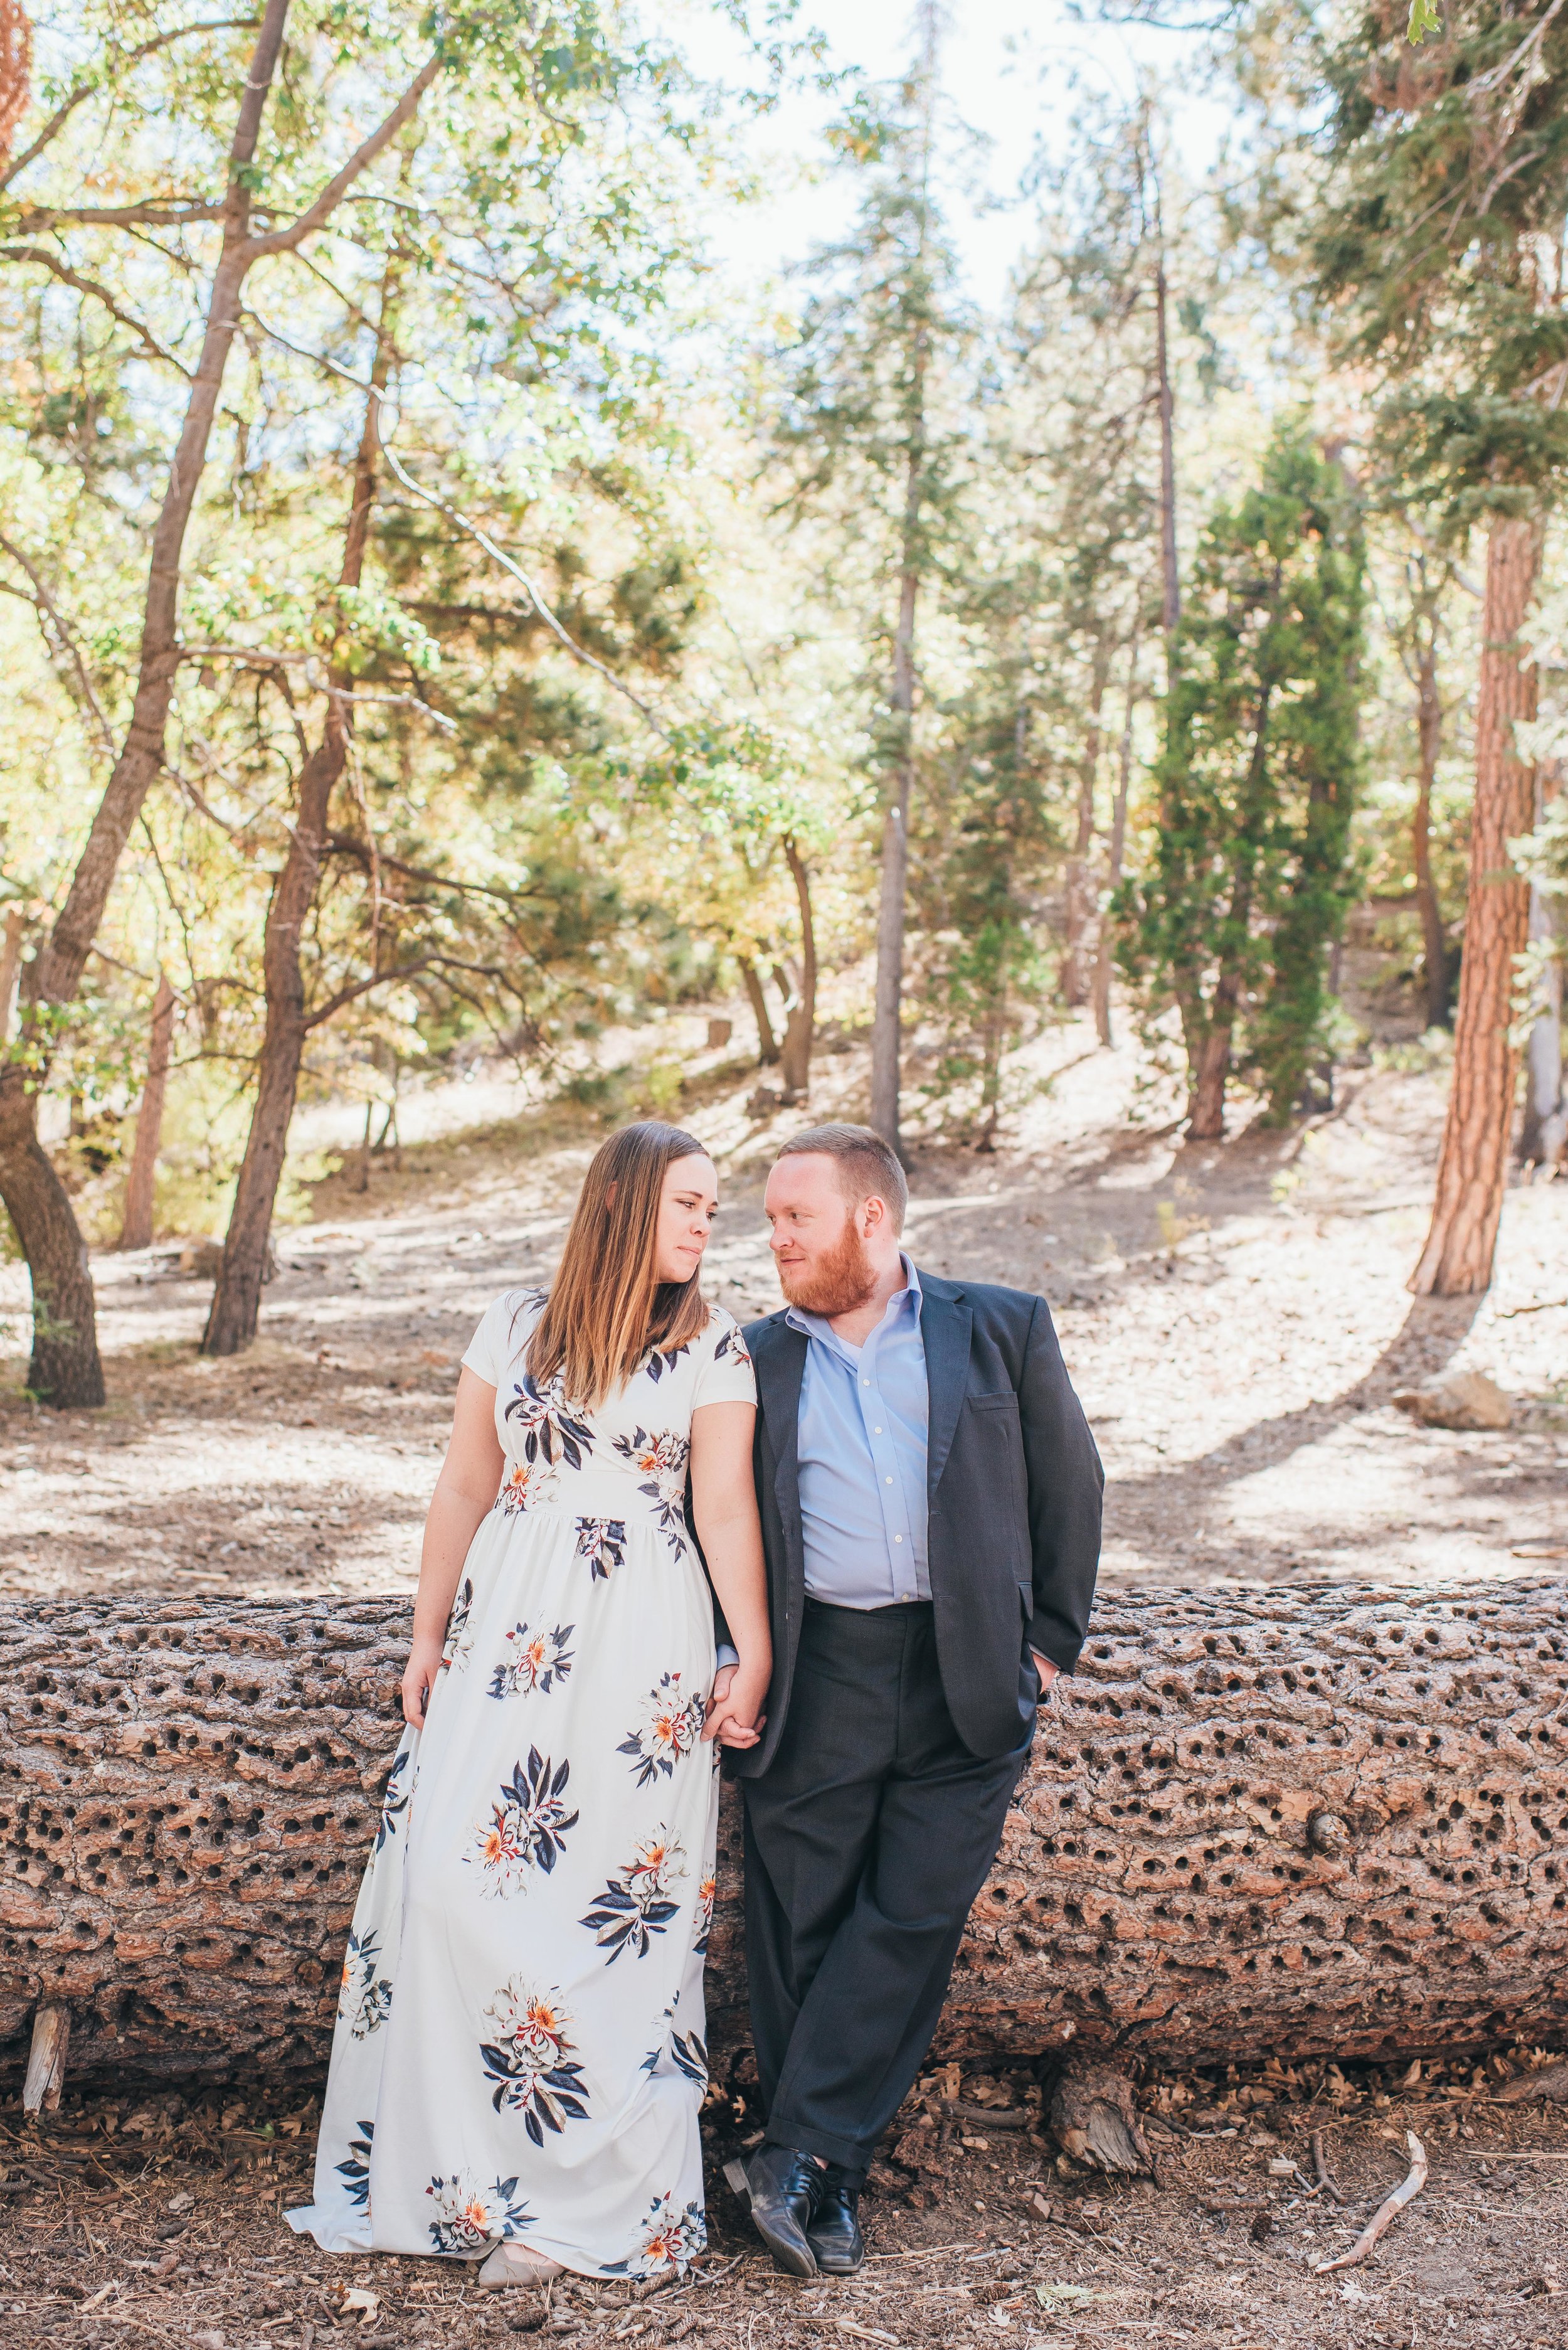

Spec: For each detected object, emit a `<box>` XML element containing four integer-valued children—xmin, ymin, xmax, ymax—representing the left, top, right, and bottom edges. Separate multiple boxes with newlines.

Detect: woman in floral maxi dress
<box><xmin>290</xmin><ymin>1124</ymin><xmax>771</xmax><ymax>2284</ymax></box>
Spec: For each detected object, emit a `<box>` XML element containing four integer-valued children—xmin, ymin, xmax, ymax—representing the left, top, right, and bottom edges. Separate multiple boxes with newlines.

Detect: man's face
<box><xmin>763</xmin><ymin>1153</ymin><xmax>877</xmax><ymax>1317</ymax></box>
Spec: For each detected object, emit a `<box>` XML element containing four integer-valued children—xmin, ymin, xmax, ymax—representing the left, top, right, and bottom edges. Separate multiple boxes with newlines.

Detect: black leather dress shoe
<box><xmin>805</xmin><ymin>2166</ymin><xmax>864</xmax><ymax>2274</ymax></box>
<box><xmin>725</xmin><ymin>2144</ymin><xmax>822</xmax><ymax>2277</ymax></box>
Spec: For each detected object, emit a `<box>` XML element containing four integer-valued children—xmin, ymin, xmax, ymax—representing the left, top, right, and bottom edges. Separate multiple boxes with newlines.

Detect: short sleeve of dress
<box><xmin>691</xmin><ymin>1311</ymin><xmax>757</xmax><ymax>1411</ymax></box>
<box><xmin>460</xmin><ymin>1289</ymin><xmax>537</xmax><ymax>1388</ymax></box>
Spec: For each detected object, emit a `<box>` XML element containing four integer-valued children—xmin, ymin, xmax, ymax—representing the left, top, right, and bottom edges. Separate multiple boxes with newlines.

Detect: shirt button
<box><xmin>894</xmin><ymin>1534</ymin><xmax>904</xmax><ymax>1543</ymax></box>
<box><xmin>862</xmin><ymin>1379</ymin><xmax>871</xmax><ymax>1387</ymax></box>
<box><xmin>885</xmin><ymin>1475</ymin><xmax>894</xmax><ymax>1484</ymax></box>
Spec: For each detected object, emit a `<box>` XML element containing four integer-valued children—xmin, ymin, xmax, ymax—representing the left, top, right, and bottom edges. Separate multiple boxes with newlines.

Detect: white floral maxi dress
<box><xmin>289</xmin><ymin>1291</ymin><xmax>756</xmax><ymax>2275</ymax></box>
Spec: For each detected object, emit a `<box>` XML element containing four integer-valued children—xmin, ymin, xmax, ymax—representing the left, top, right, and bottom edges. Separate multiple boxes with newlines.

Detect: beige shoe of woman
<box><xmin>477</xmin><ymin>2241</ymin><xmax>566</xmax><ymax>2288</ymax></box>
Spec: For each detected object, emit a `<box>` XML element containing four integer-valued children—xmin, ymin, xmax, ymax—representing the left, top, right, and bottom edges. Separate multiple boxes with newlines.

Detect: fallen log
<box><xmin>1</xmin><ymin>1582</ymin><xmax>1565</xmax><ymax>2090</ymax></box>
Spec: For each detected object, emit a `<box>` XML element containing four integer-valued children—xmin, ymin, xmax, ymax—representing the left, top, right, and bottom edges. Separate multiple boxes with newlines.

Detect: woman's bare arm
<box><xmin>401</xmin><ymin>1367</ymin><xmax>504</xmax><ymax>1728</ymax></box>
<box><xmin>689</xmin><ymin>1399</ymin><xmax>771</xmax><ymax>1748</ymax></box>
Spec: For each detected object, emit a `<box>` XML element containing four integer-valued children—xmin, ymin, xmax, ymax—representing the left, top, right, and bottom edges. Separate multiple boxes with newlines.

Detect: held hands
<box><xmin>401</xmin><ymin>1635</ymin><xmax>445</xmax><ymax>1730</ymax></box>
<box><xmin>704</xmin><ymin>1661</ymin><xmax>768</xmax><ymax>1750</ymax></box>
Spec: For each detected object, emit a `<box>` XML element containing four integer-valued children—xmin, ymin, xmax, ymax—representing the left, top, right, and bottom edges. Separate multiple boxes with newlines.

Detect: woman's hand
<box><xmin>704</xmin><ymin>1661</ymin><xmax>768</xmax><ymax>1750</ymax></box>
<box><xmin>402</xmin><ymin>1634</ymin><xmax>446</xmax><ymax>1730</ymax></box>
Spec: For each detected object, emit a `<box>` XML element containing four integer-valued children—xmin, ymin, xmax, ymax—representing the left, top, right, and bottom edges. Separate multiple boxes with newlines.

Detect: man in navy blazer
<box><xmin>723</xmin><ymin>1124</ymin><xmax>1103</xmax><ymax>2278</ymax></box>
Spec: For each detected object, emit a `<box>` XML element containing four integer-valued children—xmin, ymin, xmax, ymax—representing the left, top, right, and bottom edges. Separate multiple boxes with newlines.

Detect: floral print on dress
<box><xmin>611</xmin><ymin>1427</ymin><xmax>691</xmax><ymax>1553</ymax></box>
<box><xmin>336</xmin><ymin>2120</ymin><xmax>374</xmax><ymax>2210</ymax></box>
<box><xmin>489</xmin><ymin>1621</ymin><xmax>575</xmax><ymax>1701</ymax></box>
<box><xmin>617</xmin><ymin>1673</ymin><xmax>706</xmax><ymax>1787</ymax></box>
<box><xmin>479</xmin><ymin>1982</ymin><xmax>591</xmax><ymax>2140</ymax></box>
<box><xmin>575</xmin><ymin>1518</ymin><xmax>627</xmax><ymax>1582</ymax></box>
<box><xmin>339</xmin><ymin>1929</ymin><xmax>393</xmax><ymax>2040</ymax></box>
<box><xmin>642</xmin><ymin>1338</ymin><xmax>692</xmax><ymax>1385</ymax></box>
<box><xmin>374</xmin><ymin>1747</ymin><xmax>411</xmax><ymax>1856</ymax></box>
<box><xmin>504</xmin><ymin>1370</ymin><xmax>596</xmax><ymax>1474</ymax></box>
<box><xmin>426</xmin><ymin>2171</ymin><xmax>534</xmax><ymax>2255</ymax></box>
<box><xmin>467</xmin><ymin>1750</ymin><xmax>578</xmax><ymax>1895</ymax></box>
<box><xmin>693</xmin><ymin>1874</ymin><xmax>716</xmax><ymax>1956</ymax></box>
<box><xmin>441</xmin><ymin>1576</ymin><xmax>475</xmax><ymax>1673</ymax></box>
<box><xmin>581</xmin><ymin>1831</ymin><xmax>687</xmax><ymax>1963</ymax></box>
<box><xmin>712</xmin><ymin>1324</ymin><xmax>751</xmax><ymax>1368</ymax></box>
<box><xmin>605</xmin><ymin>2190</ymin><xmax>707</xmax><ymax>2275</ymax></box>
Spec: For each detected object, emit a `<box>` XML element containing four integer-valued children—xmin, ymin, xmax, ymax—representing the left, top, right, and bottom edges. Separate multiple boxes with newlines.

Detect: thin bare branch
<box><xmin>245</xmin><ymin>53</ymin><xmax>443</xmax><ymax>258</ymax></box>
<box><xmin>0</xmin><ymin>245</ymin><xmax>193</xmax><ymax>373</ymax></box>
<box><xmin>0</xmin><ymin>19</ymin><xmax>260</xmax><ymax>191</ymax></box>
<box><xmin>0</xmin><ymin>531</ymin><xmax>117</xmax><ymax>755</ymax></box>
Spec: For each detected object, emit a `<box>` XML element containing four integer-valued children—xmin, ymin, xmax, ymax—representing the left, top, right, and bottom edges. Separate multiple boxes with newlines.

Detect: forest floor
<box><xmin>0</xmin><ymin>989</ymin><xmax>1565</xmax><ymax>2346</ymax></box>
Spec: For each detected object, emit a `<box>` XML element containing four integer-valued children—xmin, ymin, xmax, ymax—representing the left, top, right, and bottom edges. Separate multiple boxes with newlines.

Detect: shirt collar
<box><xmin>785</xmin><ymin>1252</ymin><xmax>921</xmax><ymax>1351</ymax></box>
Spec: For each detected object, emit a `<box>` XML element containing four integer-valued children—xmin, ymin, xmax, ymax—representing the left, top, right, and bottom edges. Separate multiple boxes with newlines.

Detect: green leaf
<box><xmin>1406</xmin><ymin>0</ymin><xmax>1442</xmax><ymax>42</ymax></box>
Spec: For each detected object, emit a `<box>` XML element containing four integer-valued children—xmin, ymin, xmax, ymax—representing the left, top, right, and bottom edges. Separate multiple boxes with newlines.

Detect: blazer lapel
<box><xmin>754</xmin><ymin>1316</ymin><xmax>807</xmax><ymax>1568</ymax></box>
<box><xmin>920</xmin><ymin>1280</ymin><xmax>972</xmax><ymax>1498</ymax></box>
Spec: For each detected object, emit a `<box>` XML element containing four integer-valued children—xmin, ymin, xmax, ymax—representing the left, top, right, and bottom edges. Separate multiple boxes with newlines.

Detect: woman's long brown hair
<box><xmin>526</xmin><ymin>1122</ymin><xmax>712</xmax><ymax>1409</ymax></box>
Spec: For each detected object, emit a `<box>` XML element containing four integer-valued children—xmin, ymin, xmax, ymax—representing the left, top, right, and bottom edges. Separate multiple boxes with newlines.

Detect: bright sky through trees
<box><xmin>685</xmin><ymin>0</ymin><xmax>1227</xmax><ymax>311</ymax></box>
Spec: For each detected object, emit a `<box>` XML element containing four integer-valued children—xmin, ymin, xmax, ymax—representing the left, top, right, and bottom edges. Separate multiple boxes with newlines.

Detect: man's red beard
<box><xmin>775</xmin><ymin>1218</ymin><xmax>877</xmax><ymax>1317</ymax></box>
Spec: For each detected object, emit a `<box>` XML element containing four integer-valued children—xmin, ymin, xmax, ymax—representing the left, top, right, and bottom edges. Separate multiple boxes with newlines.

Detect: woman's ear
<box><xmin>604</xmin><ymin>1181</ymin><xmax>618</xmax><ymax>1210</ymax></box>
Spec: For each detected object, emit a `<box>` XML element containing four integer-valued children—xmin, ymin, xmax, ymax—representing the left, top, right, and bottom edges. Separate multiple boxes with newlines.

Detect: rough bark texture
<box><xmin>117</xmin><ymin>974</ymin><xmax>174</xmax><ymax>1252</ymax></box>
<box><xmin>3</xmin><ymin>1582</ymin><xmax>1564</xmax><ymax>2093</ymax></box>
<box><xmin>1411</xmin><ymin>514</ymin><xmax>1541</xmax><ymax>1296</ymax></box>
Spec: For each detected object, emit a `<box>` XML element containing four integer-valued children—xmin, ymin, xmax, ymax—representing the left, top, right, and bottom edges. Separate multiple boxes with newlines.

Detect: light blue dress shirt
<box><xmin>785</xmin><ymin>1252</ymin><xmax>930</xmax><ymax>1608</ymax></box>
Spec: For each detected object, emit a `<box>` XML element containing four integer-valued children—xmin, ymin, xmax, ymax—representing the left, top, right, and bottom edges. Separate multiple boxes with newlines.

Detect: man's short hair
<box><xmin>776</xmin><ymin>1123</ymin><xmax>908</xmax><ymax>1233</ymax></box>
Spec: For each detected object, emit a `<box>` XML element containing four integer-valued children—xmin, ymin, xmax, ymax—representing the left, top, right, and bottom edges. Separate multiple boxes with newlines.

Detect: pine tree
<box><xmin>770</xmin><ymin>2</ymin><xmax>970</xmax><ymax>1156</ymax></box>
<box><xmin>1121</xmin><ymin>418</ymin><xmax>1365</xmax><ymax>1135</ymax></box>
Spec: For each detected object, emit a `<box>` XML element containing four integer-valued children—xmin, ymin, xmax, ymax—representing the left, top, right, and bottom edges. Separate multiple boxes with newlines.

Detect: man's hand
<box><xmin>704</xmin><ymin>1661</ymin><xmax>768</xmax><ymax>1750</ymax></box>
<box><xmin>1030</xmin><ymin>1651</ymin><xmax>1060</xmax><ymax>1703</ymax></box>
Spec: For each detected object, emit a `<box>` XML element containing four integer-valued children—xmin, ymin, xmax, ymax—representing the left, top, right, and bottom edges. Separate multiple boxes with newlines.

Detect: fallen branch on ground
<box><xmin>1313</xmin><ymin>2130</ymin><xmax>1428</xmax><ymax>2274</ymax></box>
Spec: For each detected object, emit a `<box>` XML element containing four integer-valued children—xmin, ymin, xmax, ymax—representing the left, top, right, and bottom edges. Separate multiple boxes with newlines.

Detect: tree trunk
<box><xmin>738</xmin><ymin>959</ymin><xmax>780</xmax><ymax>1065</ymax></box>
<box><xmin>0</xmin><ymin>0</ymin><xmax>294</xmax><ymax>1408</ymax></box>
<box><xmin>0</xmin><ymin>1115</ymin><xmax>102</xmax><ymax>1405</ymax></box>
<box><xmin>871</xmin><ymin>433</ymin><xmax>924</xmax><ymax>1158</ymax></box>
<box><xmin>1411</xmin><ymin>514</ymin><xmax>1541</xmax><ymax>1297</ymax></box>
<box><xmin>778</xmin><ymin>836</ymin><xmax>816</xmax><ymax>1098</ymax></box>
<box><xmin>1518</xmin><ymin>763</ymin><xmax>1565</xmax><ymax>1168</ymax></box>
<box><xmin>3</xmin><ymin>1582</ymin><xmax>1564</xmax><ymax>2090</ymax></box>
<box><xmin>1092</xmin><ymin>622</ymin><xmax>1141</xmax><ymax>1049</ymax></box>
<box><xmin>204</xmin><ymin>290</ymin><xmax>395</xmax><ymax>1358</ymax></box>
<box><xmin>1412</xmin><ymin>630</ymin><xmax>1450</xmax><ymax>1032</ymax></box>
<box><xmin>117</xmin><ymin>974</ymin><xmax>175</xmax><ymax>1252</ymax></box>
<box><xmin>0</xmin><ymin>0</ymin><xmax>31</xmax><ymax>176</ymax></box>
<box><xmin>0</xmin><ymin>904</ymin><xmax>22</xmax><ymax>1044</ymax></box>
<box><xmin>1154</xmin><ymin>253</ymin><xmax>1180</xmax><ymax>657</ymax></box>
<box><xmin>1062</xmin><ymin>640</ymin><xmax>1111</xmax><ymax>1008</ymax></box>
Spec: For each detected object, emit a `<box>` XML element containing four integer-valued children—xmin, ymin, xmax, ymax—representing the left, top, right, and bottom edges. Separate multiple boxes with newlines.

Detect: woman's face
<box><xmin>652</xmin><ymin>1152</ymin><xmax>719</xmax><ymax>1285</ymax></box>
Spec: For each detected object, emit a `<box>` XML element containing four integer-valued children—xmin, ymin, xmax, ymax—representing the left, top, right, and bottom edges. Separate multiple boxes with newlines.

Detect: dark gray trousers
<box><xmin>741</xmin><ymin>1597</ymin><xmax>1030</xmax><ymax>2180</ymax></box>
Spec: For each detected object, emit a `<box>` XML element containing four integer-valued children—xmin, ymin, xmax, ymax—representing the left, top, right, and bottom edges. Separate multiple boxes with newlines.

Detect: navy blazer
<box><xmin>727</xmin><ymin>1270</ymin><xmax>1103</xmax><ymax>1777</ymax></box>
